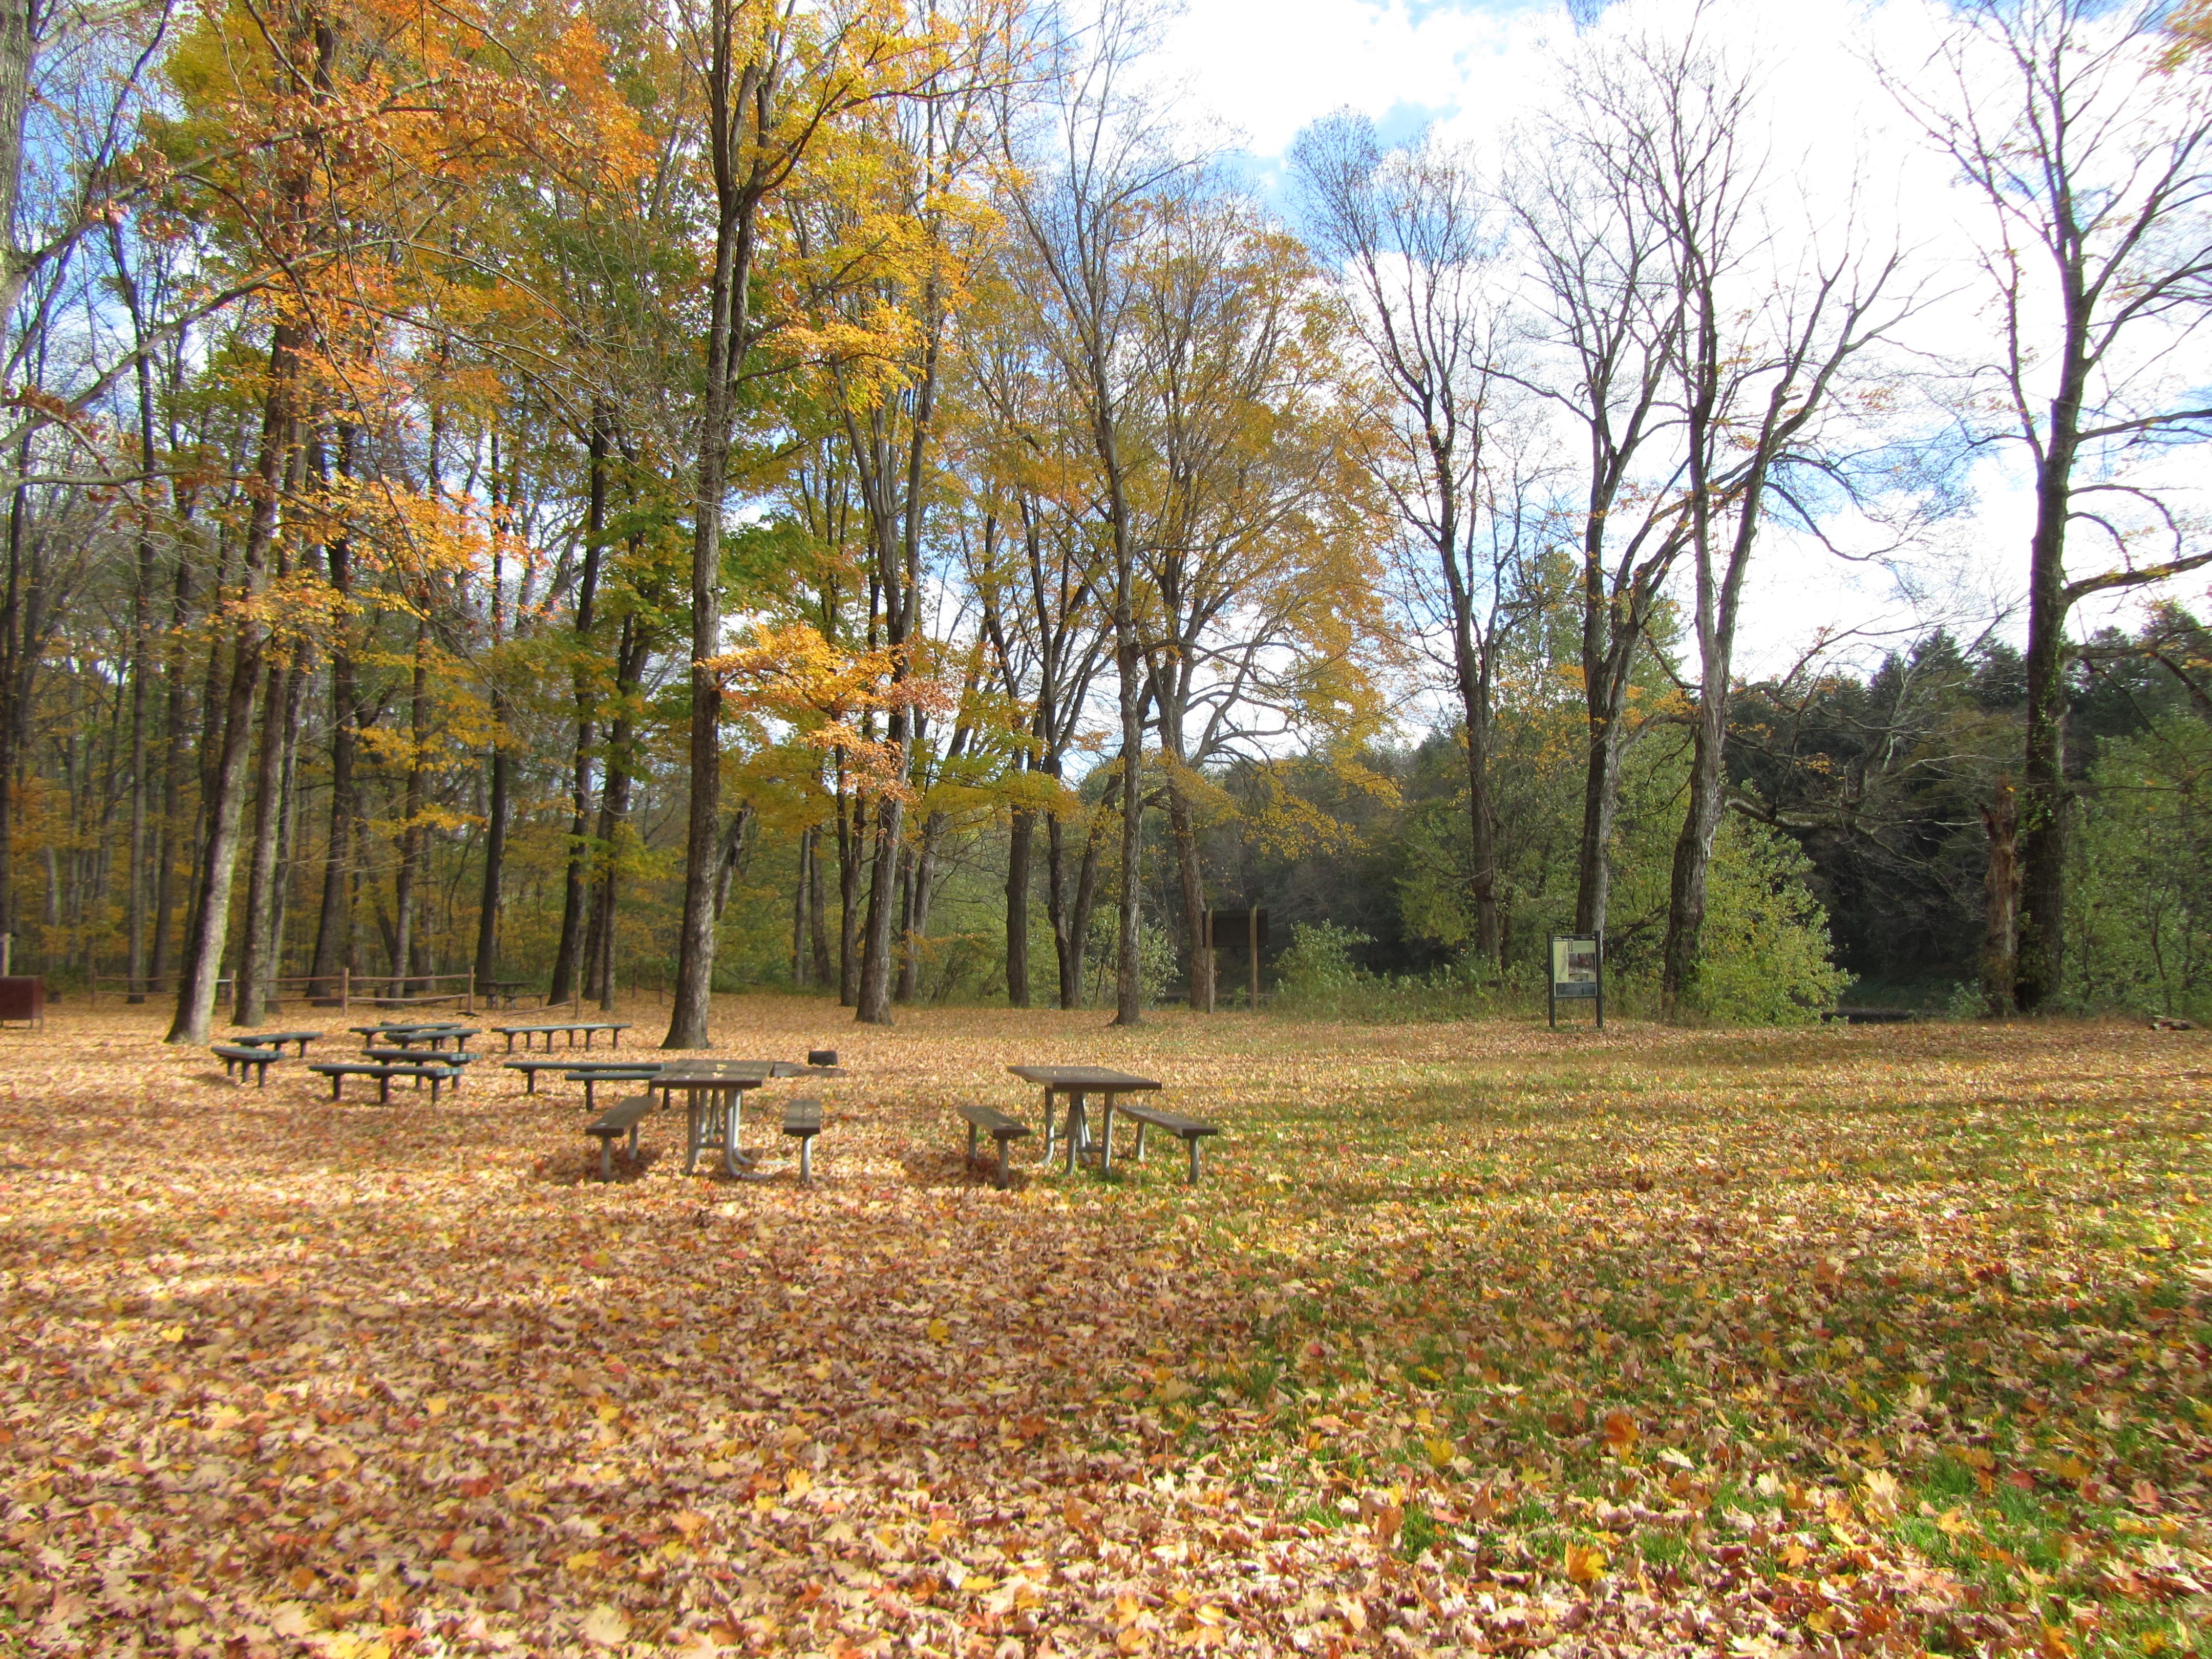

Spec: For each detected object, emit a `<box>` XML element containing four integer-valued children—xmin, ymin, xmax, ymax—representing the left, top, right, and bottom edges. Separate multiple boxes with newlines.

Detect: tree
<box><xmin>1626</xmin><ymin>23</ymin><xmax>1909</xmax><ymax>1015</ymax></box>
<box><xmin>1507</xmin><ymin>31</ymin><xmax>1688</xmax><ymax>943</ymax></box>
<box><xmin>1895</xmin><ymin>0</ymin><xmax>2212</xmax><ymax>1010</ymax></box>
<box><xmin>664</xmin><ymin>0</ymin><xmax>937</xmax><ymax>1048</ymax></box>
<box><xmin>1292</xmin><ymin>114</ymin><xmax>1521</xmax><ymax>970</ymax></box>
<box><xmin>999</xmin><ymin>0</ymin><xmax>1187</xmax><ymax>1026</ymax></box>
<box><xmin>1124</xmin><ymin>189</ymin><xmax>1385</xmax><ymax>1010</ymax></box>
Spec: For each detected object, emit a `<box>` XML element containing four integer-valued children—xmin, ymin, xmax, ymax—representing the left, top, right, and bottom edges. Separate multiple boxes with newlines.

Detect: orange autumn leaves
<box><xmin>708</xmin><ymin>623</ymin><xmax>955</xmax><ymax>798</ymax></box>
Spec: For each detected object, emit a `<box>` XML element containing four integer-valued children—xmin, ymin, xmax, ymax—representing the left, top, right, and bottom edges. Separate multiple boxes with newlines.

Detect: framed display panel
<box><xmin>1548</xmin><ymin>935</ymin><xmax>1603</xmax><ymax>1029</ymax></box>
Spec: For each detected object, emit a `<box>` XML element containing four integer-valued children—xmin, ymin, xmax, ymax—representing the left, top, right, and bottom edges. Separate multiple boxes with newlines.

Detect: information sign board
<box><xmin>1548</xmin><ymin>933</ymin><xmax>1603</xmax><ymax>1029</ymax></box>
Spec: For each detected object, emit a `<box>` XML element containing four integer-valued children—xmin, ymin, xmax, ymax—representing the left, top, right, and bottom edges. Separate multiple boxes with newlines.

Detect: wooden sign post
<box><xmin>1549</xmin><ymin>933</ymin><xmax>1603</xmax><ymax>1030</ymax></box>
<box><xmin>1203</xmin><ymin>908</ymin><xmax>1269</xmax><ymax>1011</ymax></box>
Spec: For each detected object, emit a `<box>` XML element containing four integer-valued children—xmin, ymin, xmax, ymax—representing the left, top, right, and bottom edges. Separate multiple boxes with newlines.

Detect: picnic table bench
<box><xmin>1007</xmin><ymin>1065</ymin><xmax>1162</xmax><ymax>1175</ymax></box>
<box><xmin>308</xmin><ymin>1060</ymin><xmax>458</xmax><ymax>1103</ymax></box>
<box><xmin>226</xmin><ymin>1030</ymin><xmax>322</xmax><ymax>1056</ymax></box>
<box><xmin>502</xmin><ymin>1055</ymin><xmax>664</xmax><ymax>1094</ymax></box>
<box><xmin>783</xmin><ymin>1097</ymin><xmax>823</xmax><ymax>1184</ymax></box>
<box><xmin>211</xmin><ymin>1044</ymin><xmax>282</xmax><ymax>1086</ymax></box>
<box><xmin>956</xmin><ymin>1103</ymin><xmax>1031</xmax><ymax>1189</ymax></box>
<box><xmin>1116</xmin><ymin>1102</ymin><xmax>1222</xmax><ymax>1184</ymax></box>
<box><xmin>492</xmin><ymin>1021</ymin><xmax>630</xmax><ymax>1054</ymax></box>
<box><xmin>586</xmin><ymin>1094</ymin><xmax>654</xmax><ymax>1181</ymax></box>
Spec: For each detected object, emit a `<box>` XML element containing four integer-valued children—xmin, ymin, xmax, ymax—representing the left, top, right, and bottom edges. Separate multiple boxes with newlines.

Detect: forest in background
<box><xmin>4</xmin><ymin>0</ymin><xmax>2212</xmax><ymax>1040</ymax></box>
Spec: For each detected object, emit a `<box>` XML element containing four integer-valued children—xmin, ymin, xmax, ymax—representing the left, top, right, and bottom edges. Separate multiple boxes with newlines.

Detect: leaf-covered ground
<box><xmin>2</xmin><ymin>999</ymin><xmax>2208</xmax><ymax>1659</ymax></box>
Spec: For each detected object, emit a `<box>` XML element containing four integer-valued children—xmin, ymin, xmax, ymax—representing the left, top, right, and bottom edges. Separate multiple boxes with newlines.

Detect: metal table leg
<box><xmin>1065</xmin><ymin>1092</ymin><xmax>1086</xmax><ymax>1174</ymax></box>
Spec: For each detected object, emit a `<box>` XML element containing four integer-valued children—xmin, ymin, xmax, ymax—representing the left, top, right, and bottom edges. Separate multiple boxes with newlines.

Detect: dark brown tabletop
<box><xmin>656</xmin><ymin>1060</ymin><xmax>777</xmax><ymax>1086</ymax></box>
<box><xmin>1007</xmin><ymin>1065</ymin><xmax>1160</xmax><ymax>1091</ymax></box>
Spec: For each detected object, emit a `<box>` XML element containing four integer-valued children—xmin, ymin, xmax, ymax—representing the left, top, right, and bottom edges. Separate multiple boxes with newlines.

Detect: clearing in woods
<box><xmin>1</xmin><ymin>999</ymin><xmax>2207</xmax><ymax>1657</ymax></box>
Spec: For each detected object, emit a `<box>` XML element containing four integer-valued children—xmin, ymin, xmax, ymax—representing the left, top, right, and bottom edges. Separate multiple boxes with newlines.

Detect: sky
<box><xmin>1136</xmin><ymin>0</ymin><xmax>2211</xmax><ymax>681</ymax></box>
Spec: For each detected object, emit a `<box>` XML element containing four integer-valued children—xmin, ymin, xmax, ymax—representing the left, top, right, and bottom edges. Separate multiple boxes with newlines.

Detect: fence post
<box><xmin>341</xmin><ymin>966</ymin><xmax>349</xmax><ymax>1018</ymax></box>
<box><xmin>466</xmin><ymin>967</ymin><xmax>475</xmax><ymax>1015</ymax></box>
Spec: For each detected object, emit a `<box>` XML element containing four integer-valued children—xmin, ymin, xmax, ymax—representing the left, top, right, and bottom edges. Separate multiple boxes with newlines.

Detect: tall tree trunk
<box><xmin>1049</xmin><ymin>774</ymin><xmax>1118</xmax><ymax>1010</ymax></box>
<box><xmin>475</xmin><ymin>528</ymin><xmax>508</xmax><ymax>986</ymax></box>
<box><xmin>551</xmin><ymin>403</ymin><xmax>609</xmax><ymax>1002</ymax></box>
<box><xmin>148</xmin><ymin>550</ymin><xmax>193</xmax><ymax>992</ymax></box>
<box><xmin>268</xmin><ymin>657</ymin><xmax>306</xmax><ymax>993</ymax></box>
<box><xmin>178</xmin><ymin>525</ymin><xmax>236</xmax><ymax>980</ymax></box>
<box><xmin>390</xmin><ymin>615</ymin><xmax>429</xmax><ymax>997</ymax></box>
<box><xmin>836</xmin><ymin>773</ymin><xmax>861</xmax><ymax>1006</ymax></box>
<box><xmin>474</xmin><ymin>705</ymin><xmax>508</xmax><ymax>987</ymax></box>
<box><xmin>807</xmin><ymin>822</ymin><xmax>832</xmax><ymax>987</ymax></box>
<box><xmin>1572</xmin><ymin>672</ymin><xmax>1630</xmax><ymax>937</ymax></box>
<box><xmin>124</xmin><ymin>409</ymin><xmax>158</xmax><ymax>1002</ymax></box>
<box><xmin>306</xmin><ymin>434</ymin><xmax>357</xmax><ymax>1000</ymax></box>
<box><xmin>233</xmin><ymin>653</ymin><xmax>293</xmax><ymax>1026</ymax></box>
<box><xmin>1099</xmin><ymin>417</ymin><xmax>1144</xmax><ymax>1026</ymax></box>
<box><xmin>855</xmin><ymin>791</ymin><xmax>905</xmax><ymax>1023</ymax></box>
<box><xmin>238</xmin><ymin>429</ymin><xmax>308</xmax><ymax>1028</ymax></box>
<box><xmin>1982</xmin><ymin>778</ymin><xmax>2019</xmax><ymax>1018</ymax></box>
<box><xmin>1005</xmin><ymin>807</ymin><xmax>1032</xmax><ymax>1007</ymax></box>
<box><xmin>167</xmin><ymin>322</ymin><xmax>299</xmax><ymax>1044</ymax></box>
<box><xmin>791</xmin><ymin>825</ymin><xmax>811</xmax><ymax>986</ymax></box>
<box><xmin>667</xmin><ymin>7</ymin><xmax>767</xmax><ymax>1050</ymax></box>
<box><xmin>893</xmin><ymin>840</ymin><xmax>918</xmax><ymax>1004</ymax></box>
<box><xmin>1661</xmin><ymin>436</ymin><xmax>1766</xmax><ymax>1015</ymax></box>
<box><xmin>2014</xmin><ymin>366</ymin><xmax>2083</xmax><ymax>1012</ymax></box>
<box><xmin>0</xmin><ymin>439</ymin><xmax>28</xmax><ymax>961</ymax></box>
<box><xmin>898</xmin><ymin>813</ymin><xmax>947</xmax><ymax>1004</ymax></box>
<box><xmin>584</xmin><ymin>611</ymin><xmax>645</xmax><ymax>1009</ymax></box>
<box><xmin>1165</xmin><ymin>777</ymin><xmax>1208</xmax><ymax>1012</ymax></box>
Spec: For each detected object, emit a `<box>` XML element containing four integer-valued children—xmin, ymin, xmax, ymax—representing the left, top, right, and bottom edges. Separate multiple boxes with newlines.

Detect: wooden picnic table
<box><xmin>1007</xmin><ymin>1065</ymin><xmax>1162</xmax><ymax>1175</ymax></box>
<box><xmin>227</xmin><ymin>1030</ymin><xmax>323</xmax><ymax>1055</ymax></box>
<box><xmin>651</xmin><ymin>1059</ymin><xmax>779</xmax><ymax>1177</ymax></box>
<box><xmin>492</xmin><ymin>1021</ymin><xmax>631</xmax><ymax>1054</ymax></box>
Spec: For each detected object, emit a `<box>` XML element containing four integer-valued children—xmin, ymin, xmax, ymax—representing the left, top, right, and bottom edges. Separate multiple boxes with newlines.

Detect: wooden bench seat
<box><xmin>210</xmin><ymin>1044</ymin><xmax>280</xmax><ymax>1086</ymax></box>
<box><xmin>1115</xmin><ymin>1103</ymin><xmax>1221</xmax><ymax>1184</ymax></box>
<box><xmin>308</xmin><ymin>1060</ymin><xmax>457</xmax><ymax>1103</ymax></box>
<box><xmin>585</xmin><ymin>1095</ymin><xmax>655</xmax><ymax>1182</ymax></box>
<box><xmin>782</xmin><ymin>1097</ymin><xmax>823</xmax><ymax>1183</ymax></box>
<box><xmin>956</xmin><ymin>1104</ymin><xmax>1031</xmax><ymax>1190</ymax></box>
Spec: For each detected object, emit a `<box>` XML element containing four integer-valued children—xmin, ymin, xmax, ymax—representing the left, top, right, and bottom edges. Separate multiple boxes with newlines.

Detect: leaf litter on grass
<box><xmin>1</xmin><ymin>998</ymin><xmax>2208</xmax><ymax>1656</ymax></box>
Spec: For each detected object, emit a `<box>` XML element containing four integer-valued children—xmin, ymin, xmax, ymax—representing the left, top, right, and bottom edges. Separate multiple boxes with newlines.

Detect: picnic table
<box><xmin>1007</xmin><ymin>1065</ymin><xmax>1162</xmax><ymax>1175</ymax></box>
<box><xmin>482</xmin><ymin>980</ymin><xmax>534</xmax><ymax>1009</ymax></box>
<box><xmin>651</xmin><ymin>1059</ymin><xmax>778</xmax><ymax>1177</ymax></box>
<box><xmin>226</xmin><ymin>1029</ymin><xmax>322</xmax><ymax>1056</ymax></box>
<box><xmin>492</xmin><ymin>1020</ymin><xmax>630</xmax><ymax>1054</ymax></box>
